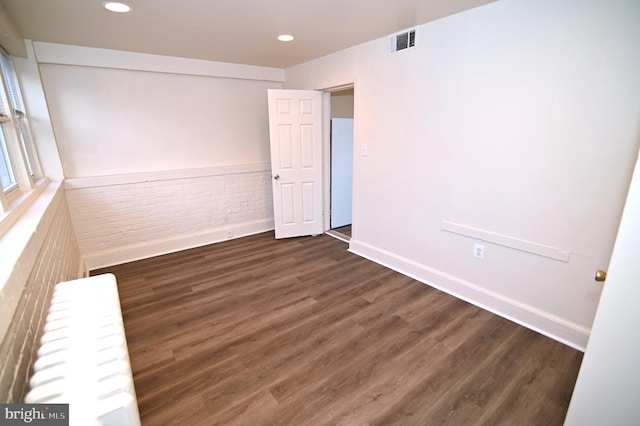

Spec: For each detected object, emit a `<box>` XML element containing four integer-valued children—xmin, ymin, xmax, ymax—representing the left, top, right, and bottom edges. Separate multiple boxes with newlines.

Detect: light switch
<box><xmin>361</xmin><ymin>144</ymin><xmax>369</xmax><ymax>156</ymax></box>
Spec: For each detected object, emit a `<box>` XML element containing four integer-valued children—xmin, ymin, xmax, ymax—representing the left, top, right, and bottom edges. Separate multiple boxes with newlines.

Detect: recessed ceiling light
<box><xmin>277</xmin><ymin>34</ymin><xmax>295</xmax><ymax>42</ymax></box>
<box><xmin>103</xmin><ymin>2</ymin><xmax>132</xmax><ymax>13</ymax></box>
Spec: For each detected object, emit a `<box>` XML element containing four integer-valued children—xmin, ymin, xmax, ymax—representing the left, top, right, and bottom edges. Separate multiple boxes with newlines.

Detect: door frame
<box><xmin>321</xmin><ymin>84</ymin><xmax>356</xmax><ymax>235</ymax></box>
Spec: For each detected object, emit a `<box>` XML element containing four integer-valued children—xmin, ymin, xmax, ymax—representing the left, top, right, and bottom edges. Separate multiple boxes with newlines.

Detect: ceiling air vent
<box><xmin>390</xmin><ymin>28</ymin><xmax>416</xmax><ymax>53</ymax></box>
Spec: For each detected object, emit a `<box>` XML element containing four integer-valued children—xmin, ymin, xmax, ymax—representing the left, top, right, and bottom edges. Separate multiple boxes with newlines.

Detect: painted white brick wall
<box><xmin>0</xmin><ymin>189</ymin><xmax>82</xmax><ymax>402</ymax></box>
<box><xmin>65</xmin><ymin>165</ymin><xmax>275</xmax><ymax>269</ymax></box>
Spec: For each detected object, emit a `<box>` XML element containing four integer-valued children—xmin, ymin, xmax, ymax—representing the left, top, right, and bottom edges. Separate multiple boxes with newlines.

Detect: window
<box><xmin>0</xmin><ymin>51</ymin><xmax>41</xmax><ymax>212</ymax></box>
<box><xmin>0</xmin><ymin>54</ymin><xmax>36</xmax><ymax>177</ymax></box>
<box><xmin>0</xmin><ymin>130</ymin><xmax>16</xmax><ymax>192</ymax></box>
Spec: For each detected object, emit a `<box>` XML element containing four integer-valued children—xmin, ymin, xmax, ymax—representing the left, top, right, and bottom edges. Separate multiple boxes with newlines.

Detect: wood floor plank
<box><xmin>93</xmin><ymin>231</ymin><xmax>583</xmax><ymax>425</ymax></box>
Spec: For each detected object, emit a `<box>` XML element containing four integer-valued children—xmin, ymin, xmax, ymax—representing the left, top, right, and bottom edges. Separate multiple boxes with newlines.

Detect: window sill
<box><xmin>0</xmin><ymin>178</ymin><xmax>49</xmax><ymax>238</ymax></box>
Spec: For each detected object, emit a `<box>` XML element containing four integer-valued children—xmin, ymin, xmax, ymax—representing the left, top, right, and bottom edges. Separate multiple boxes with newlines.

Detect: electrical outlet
<box><xmin>227</xmin><ymin>230</ymin><xmax>234</xmax><ymax>239</ymax></box>
<box><xmin>473</xmin><ymin>243</ymin><xmax>485</xmax><ymax>260</ymax></box>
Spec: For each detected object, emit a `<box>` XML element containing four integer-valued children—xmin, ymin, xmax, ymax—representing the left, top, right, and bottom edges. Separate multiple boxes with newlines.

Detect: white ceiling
<box><xmin>0</xmin><ymin>0</ymin><xmax>496</xmax><ymax>68</ymax></box>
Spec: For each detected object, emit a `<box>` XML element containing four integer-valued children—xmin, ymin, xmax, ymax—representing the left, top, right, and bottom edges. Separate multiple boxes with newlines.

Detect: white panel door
<box><xmin>268</xmin><ymin>89</ymin><xmax>323</xmax><ymax>239</ymax></box>
<box><xmin>330</xmin><ymin>118</ymin><xmax>354</xmax><ymax>228</ymax></box>
<box><xmin>564</xmin><ymin>151</ymin><xmax>640</xmax><ymax>425</ymax></box>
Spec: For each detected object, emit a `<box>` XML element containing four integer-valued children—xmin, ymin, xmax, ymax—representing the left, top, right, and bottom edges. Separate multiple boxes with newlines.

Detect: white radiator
<box><xmin>25</xmin><ymin>273</ymin><xmax>141</xmax><ymax>426</ymax></box>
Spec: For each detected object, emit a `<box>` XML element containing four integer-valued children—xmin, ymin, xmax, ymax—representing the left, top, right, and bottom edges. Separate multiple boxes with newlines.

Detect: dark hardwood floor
<box><xmin>331</xmin><ymin>224</ymin><xmax>352</xmax><ymax>238</ymax></box>
<box><xmin>93</xmin><ymin>232</ymin><xmax>583</xmax><ymax>425</ymax></box>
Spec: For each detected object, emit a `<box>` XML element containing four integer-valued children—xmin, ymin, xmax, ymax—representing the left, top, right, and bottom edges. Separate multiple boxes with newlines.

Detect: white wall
<box><xmin>286</xmin><ymin>0</ymin><xmax>640</xmax><ymax>349</ymax></box>
<box><xmin>34</xmin><ymin>43</ymin><xmax>283</xmax><ymax>267</ymax></box>
<box><xmin>331</xmin><ymin>89</ymin><xmax>354</xmax><ymax>119</ymax></box>
<box><xmin>0</xmin><ymin>183</ymin><xmax>82</xmax><ymax>402</ymax></box>
<box><xmin>36</xmin><ymin>44</ymin><xmax>283</xmax><ymax>177</ymax></box>
<box><xmin>65</xmin><ymin>165</ymin><xmax>274</xmax><ymax>270</ymax></box>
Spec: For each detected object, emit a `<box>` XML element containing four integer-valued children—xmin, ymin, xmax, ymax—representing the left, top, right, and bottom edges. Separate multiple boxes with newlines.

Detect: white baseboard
<box><xmin>85</xmin><ymin>219</ymin><xmax>274</xmax><ymax>271</ymax></box>
<box><xmin>348</xmin><ymin>239</ymin><xmax>590</xmax><ymax>351</ymax></box>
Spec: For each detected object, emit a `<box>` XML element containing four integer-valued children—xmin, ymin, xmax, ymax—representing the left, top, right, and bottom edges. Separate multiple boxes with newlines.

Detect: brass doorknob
<box><xmin>595</xmin><ymin>269</ymin><xmax>607</xmax><ymax>282</ymax></box>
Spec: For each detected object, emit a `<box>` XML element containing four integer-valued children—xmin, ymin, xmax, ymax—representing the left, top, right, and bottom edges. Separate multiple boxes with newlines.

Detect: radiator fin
<box><xmin>25</xmin><ymin>274</ymin><xmax>141</xmax><ymax>426</ymax></box>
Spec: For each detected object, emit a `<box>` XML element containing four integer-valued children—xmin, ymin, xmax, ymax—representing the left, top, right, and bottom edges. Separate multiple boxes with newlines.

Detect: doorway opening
<box><xmin>325</xmin><ymin>87</ymin><xmax>354</xmax><ymax>242</ymax></box>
